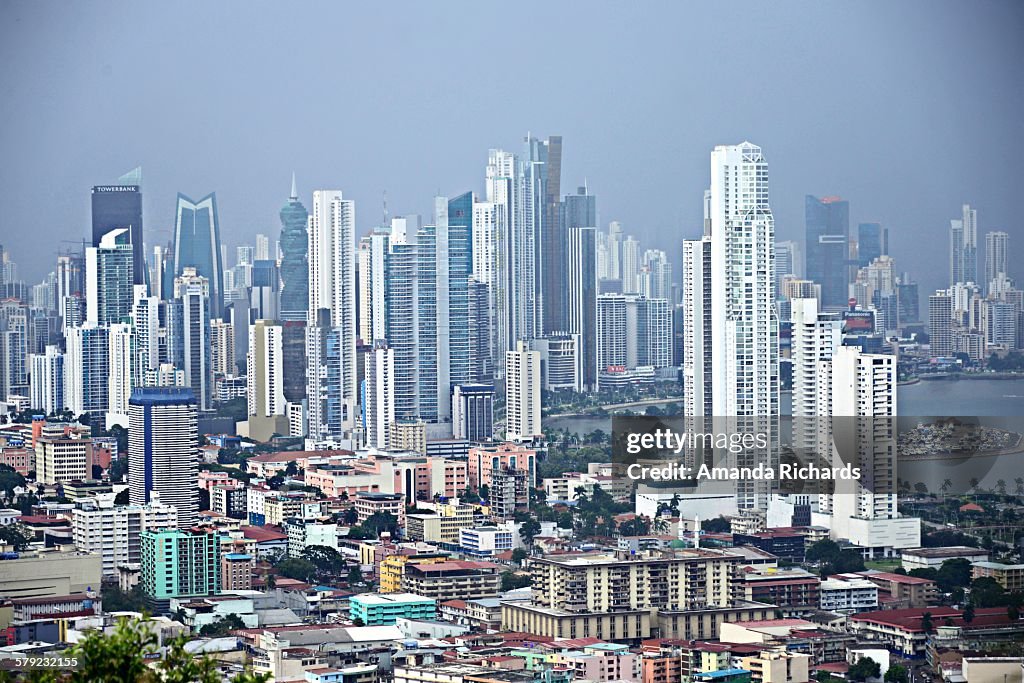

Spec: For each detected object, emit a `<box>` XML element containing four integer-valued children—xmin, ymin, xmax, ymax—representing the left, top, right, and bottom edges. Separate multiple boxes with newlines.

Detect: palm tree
<box><xmin>1015</xmin><ymin>477</ymin><xmax>1024</xmax><ymax>496</ymax></box>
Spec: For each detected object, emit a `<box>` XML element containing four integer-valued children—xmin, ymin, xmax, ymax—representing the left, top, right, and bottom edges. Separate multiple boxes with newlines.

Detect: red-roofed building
<box><xmin>851</xmin><ymin>607</ymin><xmax>1023</xmax><ymax>655</ymax></box>
<box><xmin>959</xmin><ymin>503</ymin><xmax>984</xmax><ymax>513</ymax></box>
<box><xmin>838</xmin><ymin>571</ymin><xmax>938</xmax><ymax>609</ymax></box>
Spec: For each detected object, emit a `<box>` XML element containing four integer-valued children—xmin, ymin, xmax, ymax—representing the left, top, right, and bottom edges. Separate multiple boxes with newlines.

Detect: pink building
<box><xmin>467</xmin><ymin>443</ymin><xmax>536</xmax><ymax>489</ymax></box>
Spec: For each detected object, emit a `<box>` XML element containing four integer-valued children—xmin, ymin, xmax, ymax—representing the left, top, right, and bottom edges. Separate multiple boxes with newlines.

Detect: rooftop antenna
<box><xmin>382</xmin><ymin>190</ymin><xmax>389</xmax><ymax>227</ymax></box>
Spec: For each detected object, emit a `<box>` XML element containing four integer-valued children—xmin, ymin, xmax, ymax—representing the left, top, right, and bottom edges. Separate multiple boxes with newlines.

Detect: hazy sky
<box><xmin>1</xmin><ymin>1</ymin><xmax>1021</xmax><ymax>301</ymax></box>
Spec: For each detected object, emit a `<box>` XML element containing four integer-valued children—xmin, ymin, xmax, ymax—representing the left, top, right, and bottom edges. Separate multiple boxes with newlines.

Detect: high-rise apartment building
<box><xmin>790</xmin><ymin>298</ymin><xmax>841</xmax><ymax>450</ymax></box>
<box><xmin>128</xmin><ymin>387</ymin><xmax>199</xmax><ymax>528</ymax></box>
<box><xmin>307</xmin><ymin>189</ymin><xmax>357</xmax><ymax>429</ymax></box>
<box><xmin>364</xmin><ymin>341</ymin><xmax>395</xmax><ymax>449</ymax></box>
<box><xmin>169</xmin><ymin>193</ymin><xmax>224</xmax><ymax>318</ymax></box>
<box><xmin>451</xmin><ymin>383</ymin><xmax>494</xmax><ymax>442</ymax></box>
<box><xmin>140</xmin><ymin>528</ymin><xmax>220</xmax><ymax>600</ymax></box>
<box><xmin>30</xmin><ymin>345</ymin><xmax>64</xmax><ymax>415</ymax></box>
<box><xmin>985</xmin><ymin>231</ymin><xmax>1009</xmax><ymax>295</ymax></box>
<box><xmin>279</xmin><ymin>176</ymin><xmax>309</xmax><ymax>321</ymax></box>
<box><xmin>950</xmin><ymin>203</ymin><xmax>978</xmax><ymax>287</ymax></box>
<box><xmin>36</xmin><ymin>426</ymin><xmax>92</xmax><ymax>485</ymax></box>
<box><xmin>505</xmin><ymin>341</ymin><xmax>541</xmax><ymax>443</ymax></box>
<box><xmin>818</xmin><ymin>347</ymin><xmax>920</xmax><ymax>555</ymax></box>
<box><xmin>174</xmin><ymin>268</ymin><xmax>212</xmax><ymax>411</ymax></box>
<box><xmin>928</xmin><ymin>291</ymin><xmax>953</xmax><ymax>357</ymax></box>
<box><xmin>567</xmin><ymin>227</ymin><xmax>598</xmax><ymax>391</ymax></box>
<box><xmin>72</xmin><ymin>493</ymin><xmax>178</xmax><ymax>576</ymax></box>
<box><xmin>805</xmin><ymin>195</ymin><xmax>850</xmax><ymax>310</ymax></box>
<box><xmin>682</xmin><ymin>237</ymin><xmax>713</xmax><ymax>417</ymax></box>
<box><xmin>106</xmin><ymin>322</ymin><xmax>135</xmax><ymax>428</ymax></box>
<box><xmin>64</xmin><ymin>323</ymin><xmax>109</xmax><ymax>417</ymax></box>
<box><xmin>85</xmin><ymin>228</ymin><xmax>134</xmax><ymax>326</ymax></box>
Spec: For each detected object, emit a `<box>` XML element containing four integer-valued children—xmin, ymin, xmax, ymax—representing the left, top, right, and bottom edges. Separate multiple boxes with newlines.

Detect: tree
<box><xmin>920</xmin><ymin>611</ymin><xmax>934</xmax><ymax>634</ymax></box>
<box><xmin>198</xmin><ymin>488</ymin><xmax>210</xmax><ymax>512</ymax></box>
<box><xmin>347</xmin><ymin>565</ymin><xmax>364</xmax><ymax>586</ymax></box>
<box><xmin>102</xmin><ymin>585</ymin><xmax>149</xmax><ymax>613</ymax></box>
<box><xmin>519</xmin><ymin>518</ymin><xmax>541</xmax><ymax>546</ymax></box>
<box><xmin>340</xmin><ymin>506</ymin><xmax>359</xmax><ymax>526</ymax></box>
<box><xmin>284</xmin><ymin>461</ymin><xmax>299</xmax><ymax>477</ymax></box>
<box><xmin>199</xmin><ymin>613</ymin><xmax>246</xmax><ymax>637</ymax></box>
<box><xmin>351</xmin><ymin>616</ymin><xmax>364</xmax><ymax>627</ymax></box>
<box><xmin>834</xmin><ymin>549</ymin><xmax>866</xmax><ymax>573</ymax></box>
<box><xmin>701</xmin><ymin>516</ymin><xmax>731</xmax><ymax>533</ymax></box>
<box><xmin>0</xmin><ymin>463</ymin><xmax>25</xmax><ymax>498</ymax></box>
<box><xmin>511</xmin><ymin>548</ymin><xmax>529</xmax><ymax>564</ymax></box>
<box><xmin>265</xmin><ymin>573</ymin><xmax>276</xmax><ymax>591</ymax></box>
<box><xmin>849</xmin><ymin>656</ymin><xmax>882</xmax><ymax>682</ymax></box>
<box><xmin>114</xmin><ymin>488</ymin><xmax>130</xmax><ymax>505</ymax></box>
<box><xmin>0</xmin><ymin>523</ymin><xmax>32</xmax><ymax>551</ymax></box>
<box><xmin>461</xmin><ymin>487</ymin><xmax>480</xmax><ymax>504</ymax></box>
<box><xmin>936</xmin><ymin>558</ymin><xmax>973</xmax><ymax>592</ymax></box>
<box><xmin>276</xmin><ymin>557</ymin><xmax>317</xmax><ymax>582</ymax></box>
<box><xmin>501</xmin><ymin>570</ymin><xmax>531</xmax><ymax>591</ymax></box>
<box><xmin>302</xmin><ymin>545</ymin><xmax>345</xmax><ymax>577</ymax></box>
<box><xmin>885</xmin><ymin>664</ymin><xmax>909</xmax><ymax>683</ymax></box>
<box><xmin>362</xmin><ymin>511</ymin><xmax>400</xmax><ymax>538</ymax></box>
<box><xmin>970</xmin><ymin>576</ymin><xmax>1007</xmax><ymax>607</ymax></box>
<box><xmin>32</xmin><ymin>617</ymin><xmax>272</xmax><ymax>683</ymax></box>
<box><xmin>806</xmin><ymin>539</ymin><xmax>842</xmax><ymax>565</ymax></box>
<box><xmin>963</xmin><ymin>602</ymin><xmax>975</xmax><ymax>624</ymax></box>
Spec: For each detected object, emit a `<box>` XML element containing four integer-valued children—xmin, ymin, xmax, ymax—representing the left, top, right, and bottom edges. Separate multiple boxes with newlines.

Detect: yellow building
<box><xmin>379</xmin><ymin>554</ymin><xmax>448</xmax><ymax>593</ymax></box>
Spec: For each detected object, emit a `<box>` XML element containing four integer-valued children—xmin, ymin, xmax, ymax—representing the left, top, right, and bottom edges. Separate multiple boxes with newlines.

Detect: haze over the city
<box><xmin>1</xmin><ymin>0</ymin><xmax>1021</xmax><ymax>300</ymax></box>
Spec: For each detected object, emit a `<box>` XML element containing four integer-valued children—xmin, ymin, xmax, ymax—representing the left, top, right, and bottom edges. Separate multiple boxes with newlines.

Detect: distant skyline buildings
<box><xmin>805</xmin><ymin>195</ymin><xmax>850</xmax><ymax>310</ymax></box>
<box><xmin>169</xmin><ymin>192</ymin><xmax>224</xmax><ymax>319</ymax></box>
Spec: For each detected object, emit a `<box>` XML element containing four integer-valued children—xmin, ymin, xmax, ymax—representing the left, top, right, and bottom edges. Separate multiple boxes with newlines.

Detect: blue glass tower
<box><xmin>805</xmin><ymin>195</ymin><xmax>850</xmax><ymax>309</ymax></box>
<box><xmin>279</xmin><ymin>174</ymin><xmax>309</xmax><ymax>321</ymax></box>
<box><xmin>168</xmin><ymin>193</ymin><xmax>224</xmax><ymax>317</ymax></box>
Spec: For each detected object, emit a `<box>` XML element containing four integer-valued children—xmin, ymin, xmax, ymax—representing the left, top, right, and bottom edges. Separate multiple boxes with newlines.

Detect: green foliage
<box><xmin>301</xmin><ymin>545</ymin><xmax>344</xmax><ymax>577</ymax></box>
<box><xmin>198</xmin><ymin>613</ymin><xmax>245</xmax><ymax>637</ymax></box>
<box><xmin>275</xmin><ymin>557</ymin><xmax>317</xmax><ymax>582</ymax></box>
<box><xmin>936</xmin><ymin>558</ymin><xmax>973</xmax><ymax>591</ymax></box>
<box><xmin>0</xmin><ymin>463</ymin><xmax>25</xmax><ymax>497</ymax></box>
<box><xmin>360</xmin><ymin>511</ymin><xmax>400</xmax><ymax>538</ymax></box>
<box><xmin>114</xmin><ymin>488</ymin><xmax>130</xmax><ymax>505</ymax></box>
<box><xmin>885</xmin><ymin>664</ymin><xmax>909</xmax><ymax>683</ymax></box>
<box><xmin>988</xmin><ymin>352</ymin><xmax>1024</xmax><ymax>372</ymax></box>
<box><xmin>518</xmin><ymin>518</ymin><xmax>541</xmax><ymax>546</ymax></box>
<box><xmin>0</xmin><ymin>523</ymin><xmax>32</xmax><ymax>551</ymax></box>
<box><xmin>701</xmin><ymin>516</ymin><xmax>731</xmax><ymax>533</ymax></box>
<box><xmin>969</xmin><ymin>576</ymin><xmax>1008</xmax><ymax>607</ymax></box>
<box><xmin>347</xmin><ymin>565</ymin><xmax>364</xmax><ymax>585</ymax></box>
<box><xmin>511</xmin><ymin>548</ymin><xmax>529</xmax><ymax>563</ymax></box>
<box><xmin>920</xmin><ymin>611</ymin><xmax>934</xmax><ymax>633</ymax></box>
<box><xmin>806</xmin><ymin>539</ymin><xmax>842</xmax><ymax>564</ymax></box>
<box><xmin>501</xmin><ymin>570</ymin><xmax>531</xmax><ymax>592</ymax></box>
<box><xmin>102</xmin><ymin>585</ymin><xmax>149</xmax><ymax>613</ymax></box>
<box><xmin>849</xmin><ymin>656</ymin><xmax>881</xmax><ymax>682</ymax></box>
<box><xmin>216</xmin><ymin>396</ymin><xmax>249</xmax><ymax>422</ymax></box>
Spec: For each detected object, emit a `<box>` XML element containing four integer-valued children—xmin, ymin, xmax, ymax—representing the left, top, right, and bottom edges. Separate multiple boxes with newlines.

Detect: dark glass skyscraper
<box><xmin>857</xmin><ymin>222</ymin><xmax>888</xmax><ymax>267</ymax></box>
<box><xmin>805</xmin><ymin>195</ymin><xmax>850</xmax><ymax>309</ymax></box>
<box><xmin>536</xmin><ymin>135</ymin><xmax>564</xmax><ymax>335</ymax></box>
<box><xmin>91</xmin><ymin>180</ymin><xmax>146</xmax><ymax>286</ymax></box>
<box><xmin>168</xmin><ymin>192</ymin><xmax>224</xmax><ymax>318</ymax></box>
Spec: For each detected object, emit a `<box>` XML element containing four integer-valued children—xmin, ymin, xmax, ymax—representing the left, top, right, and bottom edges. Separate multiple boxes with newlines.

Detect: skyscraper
<box><xmin>857</xmin><ymin>223</ymin><xmax>888</xmax><ymax>267</ymax></box>
<box><xmin>91</xmin><ymin>174</ymin><xmax>145</xmax><ymax>287</ymax></box>
<box><xmin>169</xmin><ymin>193</ymin><xmax>224</xmax><ymax>318</ymax></box>
<box><xmin>805</xmin><ymin>195</ymin><xmax>850</xmax><ymax>310</ymax></box>
<box><xmin>174</xmin><ymin>268</ymin><xmax>213</xmax><ymax>411</ymax></box>
<box><xmin>505</xmin><ymin>341</ymin><xmax>541</xmax><ymax>443</ymax></box>
<box><xmin>279</xmin><ymin>175</ymin><xmax>309</xmax><ymax>321</ymax></box>
<box><xmin>539</xmin><ymin>136</ymin><xmax>564</xmax><ymax>336</ymax></box>
<box><xmin>682</xmin><ymin>237</ymin><xmax>713</xmax><ymax>417</ymax></box>
<box><xmin>86</xmin><ymin>228</ymin><xmax>134</xmax><ymax>326</ymax></box>
<box><xmin>307</xmin><ymin>189</ymin><xmax>357</xmax><ymax>428</ymax></box>
<box><xmin>247</xmin><ymin>319</ymin><xmax>286</xmax><ymax>440</ymax></box>
<box><xmin>621</xmin><ymin>236</ymin><xmax>640</xmax><ymax>294</ymax></box>
<box><xmin>107</xmin><ymin>321</ymin><xmax>136</xmax><ymax>428</ymax></box>
<box><xmin>928</xmin><ymin>290</ymin><xmax>953</xmax><ymax>357</ymax></box>
<box><xmin>950</xmin><ymin>203</ymin><xmax>978</xmax><ymax>287</ymax></box>
<box><xmin>64</xmin><ymin>322</ymin><xmax>109</xmax><ymax>417</ymax></box>
<box><xmin>790</xmin><ymin>298</ymin><xmax>841</xmax><ymax>450</ymax></box>
<box><xmin>985</xmin><ymin>230</ymin><xmax>1009</xmax><ymax>294</ymax></box>
<box><xmin>364</xmin><ymin>341</ymin><xmax>395</xmax><ymax>449</ymax></box>
<box><xmin>29</xmin><ymin>345</ymin><xmax>64</xmax><ymax>415</ymax></box>
<box><xmin>567</xmin><ymin>227</ymin><xmax>598</xmax><ymax>391</ymax></box>
<box><xmin>128</xmin><ymin>387</ymin><xmax>199</xmax><ymax>528</ymax></box>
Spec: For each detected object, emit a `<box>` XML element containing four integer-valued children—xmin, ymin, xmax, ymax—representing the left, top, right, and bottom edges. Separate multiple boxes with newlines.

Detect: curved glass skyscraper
<box><xmin>168</xmin><ymin>192</ymin><xmax>224</xmax><ymax>318</ymax></box>
<box><xmin>279</xmin><ymin>174</ymin><xmax>309</xmax><ymax>321</ymax></box>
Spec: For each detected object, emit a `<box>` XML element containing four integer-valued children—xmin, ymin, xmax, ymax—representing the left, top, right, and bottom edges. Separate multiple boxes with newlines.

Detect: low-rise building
<box><xmin>349</xmin><ymin>592</ymin><xmax>436</xmax><ymax>625</ymax></box>
<box><xmin>401</xmin><ymin>560</ymin><xmax>501</xmax><ymax>601</ymax></box>
<box><xmin>900</xmin><ymin>546</ymin><xmax>989</xmax><ymax>572</ymax></box>
<box><xmin>0</xmin><ymin>549</ymin><xmax>102</xmax><ymax>600</ymax></box>
<box><xmin>737</xmin><ymin>568</ymin><xmax>821</xmax><ymax>615</ymax></box>
<box><xmin>354</xmin><ymin>492</ymin><xmax>404</xmax><ymax>525</ymax></box>
<box><xmin>740</xmin><ymin>650</ymin><xmax>811</xmax><ymax>683</ymax></box>
<box><xmin>460</xmin><ymin>526</ymin><xmax>514</xmax><ymax>558</ymax></box>
<box><xmin>221</xmin><ymin>552</ymin><xmax>254</xmax><ymax>591</ymax></box>
<box><xmin>971</xmin><ymin>562</ymin><xmax>1024</xmax><ymax>592</ymax></box>
<box><xmin>140</xmin><ymin>528</ymin><xmax>220</xmax><ymax>601</ymax></box>
<box><xmin>819</xmin><ymin>576</ymin><xmax>878</xmax><ymax>613</ymax></box>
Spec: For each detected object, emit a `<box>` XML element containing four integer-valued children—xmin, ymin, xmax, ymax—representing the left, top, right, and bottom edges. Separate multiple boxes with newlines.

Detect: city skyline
<box><xmin>2</xmin><ymin>1</ymin><xmax>1022</xmax><ymax>303</ymax></box>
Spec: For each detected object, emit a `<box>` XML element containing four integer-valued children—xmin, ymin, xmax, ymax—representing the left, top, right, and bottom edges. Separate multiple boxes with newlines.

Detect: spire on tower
<box><xmin>290</xmin><ymin>172</ymin><xmax>297</xmax><ymax>200</ymax></box>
